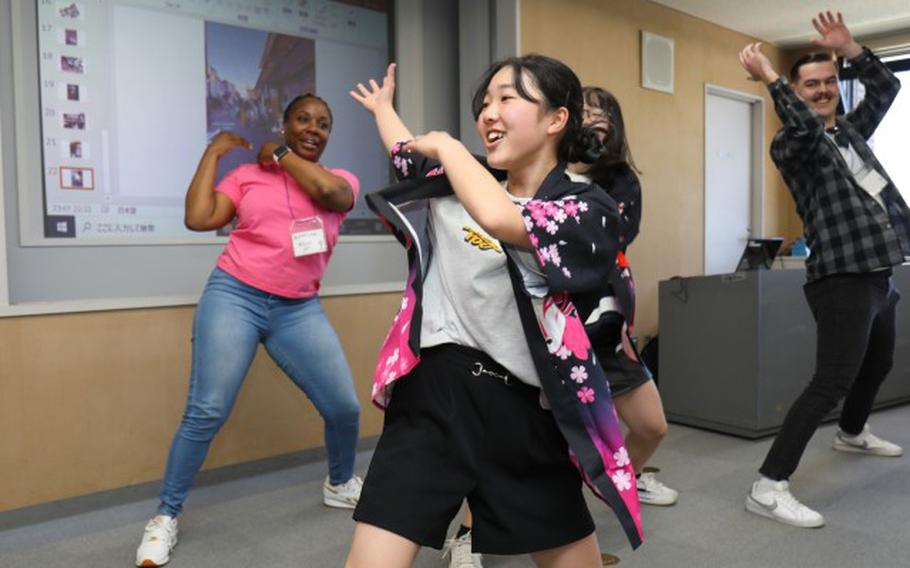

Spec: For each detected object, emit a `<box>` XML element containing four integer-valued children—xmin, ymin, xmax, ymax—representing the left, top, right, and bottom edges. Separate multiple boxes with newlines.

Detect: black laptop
<box><xmin>735</xmin><ymin>238</ymin><xmax>784</xmax><ymax>271</ymax></box>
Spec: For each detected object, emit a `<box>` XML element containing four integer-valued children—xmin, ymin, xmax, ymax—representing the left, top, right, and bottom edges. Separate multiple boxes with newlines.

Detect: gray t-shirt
<box><xmin>420</xmin><ymin>189</ymin><xmax>542</xmax><ymax>387</ymax></box>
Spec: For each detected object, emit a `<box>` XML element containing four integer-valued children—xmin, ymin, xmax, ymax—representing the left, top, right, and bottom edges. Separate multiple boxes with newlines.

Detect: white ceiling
<box><xmin>649</xmin><ymin>0</ymin><xmax>910</xmax><ymax>47</ymax></box>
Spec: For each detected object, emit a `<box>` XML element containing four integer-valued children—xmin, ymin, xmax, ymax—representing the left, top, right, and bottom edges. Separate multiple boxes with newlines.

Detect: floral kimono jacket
<box><xmin>526</xmin><ymin>163</ymin><xmax>644</xmax><ymax>371</ymax></box>
<box><xmin>366</xmin><ymin>146</ymin><xmax>644</xmax><ymax>549</ymax></box>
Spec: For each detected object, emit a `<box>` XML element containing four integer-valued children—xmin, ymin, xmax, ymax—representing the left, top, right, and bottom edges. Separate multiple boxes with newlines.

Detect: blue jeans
<box><xmin>158</xmin><ymin>268</ymin><xmax>361</xmax><ymax>517</ymax></box>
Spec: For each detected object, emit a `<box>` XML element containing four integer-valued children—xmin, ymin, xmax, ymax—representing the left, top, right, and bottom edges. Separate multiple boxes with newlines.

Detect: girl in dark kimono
<box><xmin>568</xmin><ymin>86</ymin><xmax>678</xmax><ymax>508</ymax></box>
<box><xmin>345</xmin><ymin>55</ymin><xmax>643</xmax><ymax>568</ymax></box>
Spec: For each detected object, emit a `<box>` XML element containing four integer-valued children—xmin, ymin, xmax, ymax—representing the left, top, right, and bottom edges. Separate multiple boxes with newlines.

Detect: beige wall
<box><xmin>521</xmin><ymin>0</ymin><xmax>801</xmax><ymax>338</ymax></box>
<box><xmin>0</xmin><ymin>293</ymin><xmax>400</xmax><ymax>512</ymax></box>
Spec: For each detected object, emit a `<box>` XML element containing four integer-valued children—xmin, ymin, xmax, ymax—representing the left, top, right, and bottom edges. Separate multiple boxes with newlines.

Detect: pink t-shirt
<box><xmin>214</xmin><ymin>163</ymin><xmax>359</xmax><ymax>298</ymax></box>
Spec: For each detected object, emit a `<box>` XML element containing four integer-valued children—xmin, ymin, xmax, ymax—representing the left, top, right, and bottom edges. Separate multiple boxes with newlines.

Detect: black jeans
<box><xmin>760</xmin><ymin>271</ymin><xmax>900</xmax><ymax>481</ymax></box>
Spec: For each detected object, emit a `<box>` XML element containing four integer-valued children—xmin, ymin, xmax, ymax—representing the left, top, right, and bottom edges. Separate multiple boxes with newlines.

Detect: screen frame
<box><xmin>12</xmin><ymin>0</ymin><xmax>395</xmax><ymax>247</ymax></box>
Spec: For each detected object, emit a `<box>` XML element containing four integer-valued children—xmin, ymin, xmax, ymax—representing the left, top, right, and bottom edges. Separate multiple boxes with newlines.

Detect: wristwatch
<box><xmin>272</xmin><ymin>144</ymin><xmax>291</xmax><ymax>164</ymax></box>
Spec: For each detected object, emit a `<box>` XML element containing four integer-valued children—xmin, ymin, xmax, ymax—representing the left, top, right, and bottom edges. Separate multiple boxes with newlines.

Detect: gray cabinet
<box><xmin>658</xmin><ymin>267</ymin><xmax>910</xmax><ymax>438</ymax></box>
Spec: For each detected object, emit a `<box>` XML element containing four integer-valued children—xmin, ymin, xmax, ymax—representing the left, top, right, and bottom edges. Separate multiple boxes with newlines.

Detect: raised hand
<box><xmin>350</xmin><ymin>63</ymin><xmax>413</xmax><ymax>152</ymax></box>
<box><xmin>810</xmin><ymin>11</ymin><xmax>861</xmax><ymax>57</ymax></box>
<box><xmin>810</xmin><ymin>11</ymin><xmax>850</xmax><ymax>50</ymax></box>
<box><xmin>206</xmin><ymin>131</ymin><xmax>251</xmax><ymax>158</ymax></box>
<box><xmin>738</xmin><ymin>42</ymin><xmax>779</xmax><ymax>85</ymax></box>
<box><xmin>402</xmin><ymin>131</ymin><xmax>455</xmax><ymax>161</ymax></box>
<box><xmin>350</xmin><ymin>63</ymin><xmax>397</xmax><ymax>114</ymax></box>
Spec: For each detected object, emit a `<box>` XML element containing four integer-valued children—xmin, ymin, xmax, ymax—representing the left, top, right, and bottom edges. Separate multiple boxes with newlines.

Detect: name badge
<box><xmin>857</xmin><ymin>168</ymin><xmax>888</xmax><ymax>197</ymax></box>
<box><xmin>290</xmin><ymin>217</ymin><xmax>327</xmax><ymax>257</ymax></box>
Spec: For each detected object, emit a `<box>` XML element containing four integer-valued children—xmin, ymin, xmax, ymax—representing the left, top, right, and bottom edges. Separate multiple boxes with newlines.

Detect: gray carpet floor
<box><xmin>2</xmin><ymin>406</ymin><xmax>909</xmax><ymax>567</ymax></box>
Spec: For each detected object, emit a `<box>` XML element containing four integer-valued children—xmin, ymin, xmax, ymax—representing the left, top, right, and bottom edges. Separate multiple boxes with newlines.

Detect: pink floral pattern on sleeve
<box><xmin>523</xmin><ymin>197</ymin><xmax>590</xmax><ymax>280</ymax></box>
<box><xmin>390</xmin><ymin>141</ymin><xmax>445</xmax><ymax>180</ymax></box>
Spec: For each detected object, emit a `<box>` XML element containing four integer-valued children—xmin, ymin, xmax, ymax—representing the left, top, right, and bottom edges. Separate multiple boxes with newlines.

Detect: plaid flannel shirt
<box><xmin>769</xmin><ymin>48</ymin><xmax>910</xmax><ymax>281</ymax></box>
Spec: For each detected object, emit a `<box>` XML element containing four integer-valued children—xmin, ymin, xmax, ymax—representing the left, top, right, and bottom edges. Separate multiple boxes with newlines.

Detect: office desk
<box><xmin>658</xmin><ymin>266</ymin><xmax>910</xmax><ymax>438</ymax></box>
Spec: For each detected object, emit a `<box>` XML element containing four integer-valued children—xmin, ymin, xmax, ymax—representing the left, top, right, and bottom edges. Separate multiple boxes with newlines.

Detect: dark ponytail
<box><xmin>570</xmin><ymin>125</ymin><xmax>608</xmax><ymax>165</ymax></box>
<box><xmin>471</xmin><ymin>54</ymin><xmax>603</xmax><ymax>165</ymax></box>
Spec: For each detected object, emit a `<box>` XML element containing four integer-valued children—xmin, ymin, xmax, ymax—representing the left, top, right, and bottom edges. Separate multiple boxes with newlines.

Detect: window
<box><xmin>839</xmin><ymin>53</ymin><xmax>910</xmax><ymax>201</ymax></box>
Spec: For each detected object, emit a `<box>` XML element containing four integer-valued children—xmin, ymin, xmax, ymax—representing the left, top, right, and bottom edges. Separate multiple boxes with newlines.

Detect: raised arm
<box><xmin>184</xmin><ymin>132</ymin><xmax>247</xmax><ymax>231</ymax></box>
<box><xmin>811</xmin><ymin>11</ymin><xmax>902</xmax><ymax>139</ymax></box>
<box><xmin>738</xmin><ymin>41</ymin><xmax>780</xmax><ymax>86</ymax></box>
<box><xmin>403</xmin><ymin>132</ymin><xmax>531</xmax><ymax>248</ymax></box>
<box><xmin>256</xmin><ymin>143</ymin><xmax>354</xmax><ymax>212</ymax></box>
<box><xmin>845</xmin><ymin>50</ymin><xmax>902</xmax><ymax>139</ymax></box>
<box><xmin>739</xmin><ymin>42</ymin><xmax>826</xmax><ymax>164</ymax></box>
<box><xmin>809</xmin><ymin>10</ymin><xmax>862</xmax><ymax>59</ymax></box>
<box><xmin>350</xmin><ymin>63</ymin><xmax>414</xmax><ymax>154</ymax></box>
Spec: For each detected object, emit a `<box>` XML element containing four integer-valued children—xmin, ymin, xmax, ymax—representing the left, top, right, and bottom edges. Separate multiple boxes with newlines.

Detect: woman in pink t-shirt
<box><xmin>136</xmin><ymin>95</ymin><xmax>363</xmax><ymax>568</ymax></box>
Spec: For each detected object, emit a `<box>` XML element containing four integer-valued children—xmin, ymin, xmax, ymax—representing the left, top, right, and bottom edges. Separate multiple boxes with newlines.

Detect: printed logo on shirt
<box><xmin>462</xmin><ymin>226</ymin><xmax>502</xmax><ymax>253</ymax></box>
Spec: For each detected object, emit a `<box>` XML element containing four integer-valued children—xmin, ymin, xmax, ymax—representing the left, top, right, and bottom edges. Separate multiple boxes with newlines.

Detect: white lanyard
<box><xmin>283</xmin><ymin>171</ymin><xmax>327</xmax><ymax>257</ymax></box>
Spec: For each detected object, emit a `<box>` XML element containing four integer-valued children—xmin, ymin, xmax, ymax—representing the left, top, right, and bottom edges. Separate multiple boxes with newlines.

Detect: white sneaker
<box><xmin>135</xmin><ymin>515</ymin><xmax>178</xmax><ymax>567</ymax></box>
<box><xmin>442</xmin><ymin>532</ymin><xmax>483</xmax><ymax>568</ymax></box>
<box><xmin>833</xmin><ymin>424</ymin><xmax>903</xmax><ymax>457</ymax></box>
<box><xmin>745</xmin><ymin>479</ymin><xmax>825</xmax><ymax>528</ymax></box>
<box><xmin>323</xmin><ymin>475</ymin><xmax>363</xmax><ymax>509</ymax></box>
<box><xmin>636</xmin><ymin>467</ymin><xmax>678</xmax><ymax>506</ymax></box>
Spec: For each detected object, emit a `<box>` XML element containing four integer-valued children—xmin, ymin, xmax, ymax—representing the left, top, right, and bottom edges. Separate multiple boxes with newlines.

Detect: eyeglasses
<box><xmin>583</xmin><ymin>106</ymin><xmax>607</xmax><ymax>121</ymax></box>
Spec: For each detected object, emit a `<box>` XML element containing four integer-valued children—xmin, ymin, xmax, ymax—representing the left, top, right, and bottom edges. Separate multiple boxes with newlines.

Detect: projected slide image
<box><xmin>61</xmin><ymin>55</ymin><xmax>84</xmax><ymax>73</ymax></box>
<box><xmin>60</xmin><ymin>167</ymin><xmax>95</xmax><ymax>190</ymax></box>
<box><xmin>58</xmin><ymin>3</ymin><xmax>82</xmax><ymax>19</ymax></box>
<box><xmin>62</xmin><ymin>112</ymin><xmax>85</xmax><ymax>129</ymax></box>
<box><xmin>206</xmin><ymin>22</ymin><xmax>316</xmax><ymax>182</ymax></box>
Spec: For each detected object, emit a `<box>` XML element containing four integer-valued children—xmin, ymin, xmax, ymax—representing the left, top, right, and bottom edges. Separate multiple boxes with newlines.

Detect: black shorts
<box><xmin>353</xmin><ymin>344</ymin><xmax>594</xmax><ymax>555</ymax></box>
<box><xmin>593</xmin><ymin>318</ymin><xmax>652</xmax><ymax>398</ymax></box>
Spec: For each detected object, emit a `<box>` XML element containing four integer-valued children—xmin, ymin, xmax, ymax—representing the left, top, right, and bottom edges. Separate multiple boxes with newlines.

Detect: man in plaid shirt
<box><xmin>738</xmin><ymin>11</ymin><xmax>910</xmax><ymax>529</ymax></box>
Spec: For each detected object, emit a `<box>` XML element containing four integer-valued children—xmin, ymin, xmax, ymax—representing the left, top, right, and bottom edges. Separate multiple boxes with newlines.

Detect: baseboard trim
<box><xmin>0</xmin><ymin>436</ymin><xmax>379</xmax><ymax>531</ymax></box>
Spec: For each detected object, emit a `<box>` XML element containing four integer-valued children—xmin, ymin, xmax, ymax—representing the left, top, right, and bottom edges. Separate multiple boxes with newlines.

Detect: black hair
<box><xmin>282</xmin><ymin>93</ymin><xmax>333</xmax><ymax>130</ymax></box>
<box><xmin>789</xmin><ymin>52</ymin><xmax>836</xmax><ymax>82</ymax></box>
<box><xmin>470</xmin><ymin>54</ymin><xmax>603</xmax><ymax>165</ymax></box>
<box><xmin>582</xmin><ymin>86</ymin><xmax>641</xmax><ymax>180</ymax></box>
